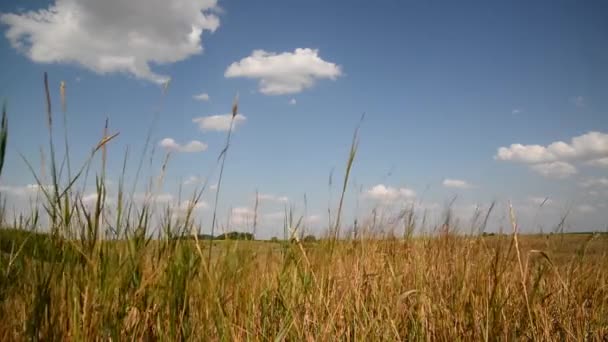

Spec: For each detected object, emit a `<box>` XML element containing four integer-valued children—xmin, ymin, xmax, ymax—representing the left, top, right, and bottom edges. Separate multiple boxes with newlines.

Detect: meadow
<box><xmin>0</xmin><ymin>74</ymin><xmax>607</xmax><ymax>341</ymax></box>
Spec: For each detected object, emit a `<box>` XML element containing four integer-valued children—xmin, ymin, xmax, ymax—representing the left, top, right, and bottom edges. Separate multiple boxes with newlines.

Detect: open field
<box><xmin>2</xmin><ymin>1</ymin><xmax>608</xmax><ymax>340</ymax></box>
<box><xmin>0</xmin><ymin>74</ymin><xmax>606</xmax><ymax>341</ymax></box>
<box><xmin>1</xmin><ymin>228</ymin><xmax>607</xmax><ymax>340</ymax></box>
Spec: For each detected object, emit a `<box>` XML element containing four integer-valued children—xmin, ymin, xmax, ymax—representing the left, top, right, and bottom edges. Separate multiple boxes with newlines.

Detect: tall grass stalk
<box><xmin>208</xmin><ymin>94</ymin><xmax>238</xmax><ymax>263</ymax></box>
<box><xmin>0</xmin><ymin>74</ymin><xmax>606</xmax><ymax>341</ymax></box>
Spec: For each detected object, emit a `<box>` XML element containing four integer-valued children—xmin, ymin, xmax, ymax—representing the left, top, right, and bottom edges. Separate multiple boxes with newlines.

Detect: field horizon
<box><xmin>1</xmin><ymin>1</ymin><xmax>608</xmax><ymax>340</ymax></box>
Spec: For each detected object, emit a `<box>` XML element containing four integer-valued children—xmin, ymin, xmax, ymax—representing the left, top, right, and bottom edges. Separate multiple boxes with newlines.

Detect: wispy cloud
<box><xmin>225</xmin><ymin>48</ymin><xmax>342</xmax><ymax>95</ymax></box>
<box><xmin>586</xmin><ymin>157</ymin><xmax>608</xmax><ymax>168</ymax></box>
<box><xmin>159</xmin><ymin>138</ymin><xmax>207</xmax><ymax>153</ymax></box>
<box><xmin>0</xmin><ymin>0</ymin><xmax>220</xmax><ymax>83</ymax></box>
<box><xmin>289</xmin><ymin>98</ymin><xmax>297</xmax><ymax>105</ymax></box>
<box><xmin>257</xmin><ymin>193</ymin><xmax>289</xmax><ymax>203</ymax></box>
<box><xmin>511</xmin><ymin>109</ymin><xmax>522</xmax><ymax>114</ymax></box>
<box><xmin>183</xmin><ymin>176</ymin><xmax>204</xmax><ymax>186</ymax></box>
<box><xmin>579</xmin><ymin>177</ymin><xmax>608</xmax><ymax>188</ymax></box>
<box><xmin>442</xmin><ymin>178</ymin><xmax>473</xmax><ymax>189</ymax></box>
<box><xmin>0</xmin><ymin>184</ymin><xmax>47</xmax><ymax>196</ymax></box>
<box><xmin>193</xmin><ymin>114</ymin><xmax>246</xmax><ymax>132</ymax></box>
<box><xmin>193</xmin><ymin>93</ymin><xmax>210</xmax><ymax>101</ymax></box>
<box><xmin>179</xmin><ymin>200</ymin><xmax>208</xmax><ymax>211</ymax></box>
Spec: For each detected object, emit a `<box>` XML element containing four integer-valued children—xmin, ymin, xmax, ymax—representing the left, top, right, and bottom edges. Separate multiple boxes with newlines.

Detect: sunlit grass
<box><xmin>0</xmin><ymin>74</ymin><xmax>606</xmax><ymax>340</ymax></box>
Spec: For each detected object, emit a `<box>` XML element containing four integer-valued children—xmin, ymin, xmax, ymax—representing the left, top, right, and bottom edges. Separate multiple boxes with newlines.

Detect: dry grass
<box><xmin>0</xmin><ymin>74</ymin><xmax>607</xmax><ymax>341</ymax></box>
<box><xmin>0</xmin><ymin>233</ymin><xmax>606</xmax><ymax>340</ymax></box>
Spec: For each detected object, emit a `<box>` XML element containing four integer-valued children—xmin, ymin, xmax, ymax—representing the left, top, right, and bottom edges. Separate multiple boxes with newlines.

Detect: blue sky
<box><xmin>0</xmin><ymin>0</ymin><xmax>607</xmax><ymax>237</ymax></box>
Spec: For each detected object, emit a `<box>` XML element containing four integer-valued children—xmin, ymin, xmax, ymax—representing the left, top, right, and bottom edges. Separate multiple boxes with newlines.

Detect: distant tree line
<box><xmin>177</xmin><ymin>231</ymin><xmax>255</xmax><ymax>241</ymax></box>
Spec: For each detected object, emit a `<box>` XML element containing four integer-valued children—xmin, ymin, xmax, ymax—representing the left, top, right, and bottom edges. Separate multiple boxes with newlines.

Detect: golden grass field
<box><xmin>0</xmin><ymin>75</ymin><xmax>607</xmax><ymax>340</ymax></box>
<box><xmin>0</xmin><ymin>231</ymin><xmax>607</xmax><ymax>340</ymax></box>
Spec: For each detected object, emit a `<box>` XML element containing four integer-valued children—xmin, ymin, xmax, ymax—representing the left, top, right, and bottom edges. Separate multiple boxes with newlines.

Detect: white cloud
<box><xmin>257</xmin><ymin>193</ymin><xmax>289</xmax><ymax>203</ymax></box>
<box><xmin>496</xmin><ymin>131</ymin><xmax>608</xmax><ymax>178</ymax></box>
<box><xmin>0</xmin><ymin>0</ymin><xmax>220</xmax><ymax>83</ymax></box>
<box><xmin>587</xmin><ymin>157</ymin><xmax>608</xmax><ymax>168</ymax></box>
<box><xmin>579</xmin><ymin>177</ymin><xmax>608</xmax><ymax>188</ymax></box>
<box><xmin>365</xmin><ymin>184</ymin><xmax>416</xmax><ymax>202</ymax></box>
<box><xmin>289</xmin><ymin>98</ymin><xmax>296</xmax><ymax>105</ymax></box>
<box><xmin>159</xmin><ymin>138</ymin><xmax>207</xmax><ymax>153</ymax></box>
<box><xmin>82</xmin><ymin>192</ymin><xmax>99</xmax><ymax>204</ymax></box>
<box><xmin>495</xmin><ymin>131</ymin><xmax>608</xmax><ymax>164</ymax></box>
<box><xmin>183</xmin><ymin>175</ymin><xmax>203</xmax><ymax>186</ymax></box>
<box><xmin>442</xmin><ymin>178</ymin><xmax>473</xmax><ymax>189</ymax></box>
<box><xmin>81</xmin><ymin>192</ymin><xmax>114</xmax><ymax>206</ymax></box>
<box><xmin>193</xmin><ymin>93</ymin><xmax>210</xmax><ymax>101</ymax></box>
<box><xmin>192</xmin><ymin>113</ymin><xmax>246</xmax><ymax>132</ymax></box>
<box><xmin>0</xmin><ymin>184</ymin><xmax>47</xmax><ymax>196</ymax></box>
<box><xmin>496</xmin><ymin>144</ymin><xmax>555</xmax><ymax>164</ymax></box>
<box><xmin>512</xmin><ymin>109</ymin><xmax>521</xmax><ymax>114</ymax></box>
<box><xmin>530</xmin><ymin>161</ymin><xmax>577</xmax><ymax>179</ymax></box>
<box><xmin>307</xmin><ymin>214</ymin><xmax>321</xmax><ymax>224</ymax></box>
<box><xmin>179</xmin><ymin>200</ymin><xmax>208</xmax><ymax>211</ymax></box>
<box><xmin>225</xmin><ymin>48</ymin><xmax>342</xmax><ymax>95</ymax></box>
<box><xmin>570</xmin><ymin>96</ymin><xmax>585</xmax><ymax>107</ymax></box>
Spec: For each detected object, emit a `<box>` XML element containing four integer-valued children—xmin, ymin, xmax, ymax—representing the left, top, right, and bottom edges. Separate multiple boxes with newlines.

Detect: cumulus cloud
<box><xmin>364</xmin><ymin>184</ymin><xmax>416</xmax><ymax>202</ymax></box>
<box><xmin>530</xmin><ymin>161</ymin><xmax>577</xmax><ymax>179</ymax></box>
<box><xmin>193</xmin><ymin>93</ymin><xmax>210</xmax><ymax>101</ymax></box>
<box><xmin>587</xmin><ymin>157</ymin><xmax>608</xmax><ymax>168</ymax></box>
<box><xmin>192</xmin><ymin>113</ymin><xmax>246</xmax><ymax>132</ymax></box>
<box><xmin>495</xmin><ymin>131</ymin><xmax>608</xmax><ymax>164</ymax></box>
<box><xmin>442</xmin><ymin>178</ymin><xmax>473</xmax><ymax>189</ymax></box>
<box><xmin>495</xmin><ymin>131</ymin><xmax>608</xmax><ymax>178</ymax></box>
<box><xmin>0</xmin><ymin>0</ymin><xmax>220</xmax><ymax>83</ymax></box>
<box><xmin>159</xmin><ymin>138</ymin><xmax>207</xmax><ymax>153</ymax></box>
<box><xmin>225</xmin><ymin>48</ymin><xmax>342</xmax><ymax>95</ymax></box>
<box><xmin>496</xmin><ymin>144</ymin><xmax>554</xmax><ymax>164</ymax></box>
